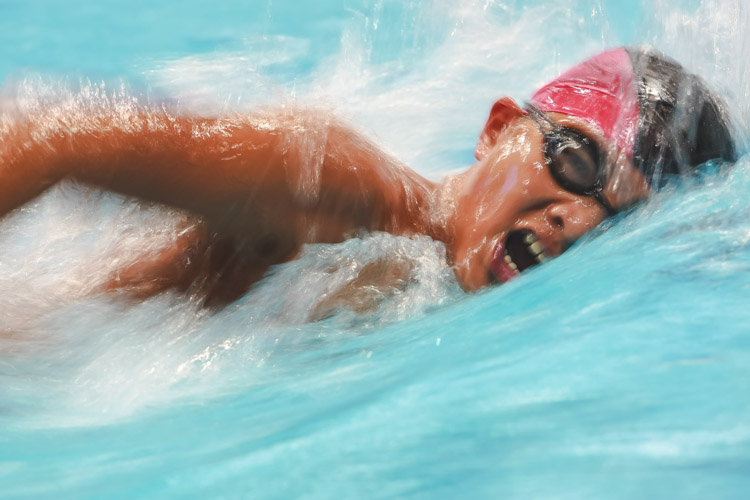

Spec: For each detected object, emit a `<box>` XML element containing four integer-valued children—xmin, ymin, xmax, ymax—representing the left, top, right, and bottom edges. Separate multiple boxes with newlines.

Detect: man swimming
<box><xmin>0</xmin><ymin>47</ymin><xmax>736</xmax><ymax>307</ymax></box>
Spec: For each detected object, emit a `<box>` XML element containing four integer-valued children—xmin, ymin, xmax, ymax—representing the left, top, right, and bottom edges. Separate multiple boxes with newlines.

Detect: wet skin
<box><xmin>0</xmin><ymin>99</ymin><xmax>649</xmax><ymax>306</ymax></box>
<box><xmin>448</xmin><ymin>98</ymin><xmax>650</xmax><ymax>290</ymax></box>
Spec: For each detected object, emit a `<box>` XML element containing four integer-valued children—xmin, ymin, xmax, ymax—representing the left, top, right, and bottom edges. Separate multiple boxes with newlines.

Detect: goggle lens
<box><xmin>526</xmin><ymin>104</ymin><xmax>616</xmax><ymax>215</ymax></box>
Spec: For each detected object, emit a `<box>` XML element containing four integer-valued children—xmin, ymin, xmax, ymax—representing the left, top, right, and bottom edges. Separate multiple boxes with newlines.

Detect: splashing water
<box><xmin>1</xmin><ymin>0</ymin><xmax>750</xmax><ymax>498</ymax></box>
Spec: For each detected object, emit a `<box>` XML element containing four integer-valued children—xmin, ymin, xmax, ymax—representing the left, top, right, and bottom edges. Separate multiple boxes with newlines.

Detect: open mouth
<box><xmin>506</xmin><ymin>229</ymin><xmax>549</xmax><ymax>272</ymax></box>
<box><xmin>490</xmin><ymin>230</ymin><xmax>550</xmax><ymax>284</ymax></box>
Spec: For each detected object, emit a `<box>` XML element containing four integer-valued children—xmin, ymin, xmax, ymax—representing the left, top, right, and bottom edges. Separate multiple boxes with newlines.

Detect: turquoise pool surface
<box><xmin>1</xmin><ymin>1</ymin><xmax>750</xmax><ymax>498</ymax></box>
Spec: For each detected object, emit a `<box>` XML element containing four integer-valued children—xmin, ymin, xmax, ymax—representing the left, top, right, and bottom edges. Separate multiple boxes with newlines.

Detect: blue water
<box><xmin>2</xmin><ymin>1</ymin><xmax>750</xmax><ymax>498</ymax></box>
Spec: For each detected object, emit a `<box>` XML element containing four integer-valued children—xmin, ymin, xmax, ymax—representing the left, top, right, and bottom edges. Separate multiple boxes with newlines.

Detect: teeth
<box><xmin>502</xmin><ymin>231</ymin><xmax>550</xmax><ymax>277</ymax></box>
<box><xmin>523</xmin><ymin>232</ymin><xmax>549</xmax><ymax>264</ymax></box>
<box><xmin>503</xmin><ymin>250</ymin><xmax>520</xmax><ymax>274</ymax></box>
<box><xmin>528</xmin><ymin>241</ymin><xmax>545</xmax><ymax>256</ymax></box>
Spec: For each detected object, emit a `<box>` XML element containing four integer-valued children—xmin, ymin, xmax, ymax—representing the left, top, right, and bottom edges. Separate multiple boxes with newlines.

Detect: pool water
<box><xmin>2</xmin><ymin>1</ymin><xmax>750</xmax><ymax>498</ymax></box>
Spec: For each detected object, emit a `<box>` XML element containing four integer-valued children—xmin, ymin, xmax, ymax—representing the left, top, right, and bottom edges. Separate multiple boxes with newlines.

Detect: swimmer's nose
<box><xmin>545</xmin><ymin>199</ymin><xmax>607</xmax><ymax>254</ymax></box>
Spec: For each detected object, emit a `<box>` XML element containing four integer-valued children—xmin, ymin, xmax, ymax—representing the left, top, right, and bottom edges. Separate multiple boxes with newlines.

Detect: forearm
<box><xmin>1</xmin><ymin>106</ymin><xmax>278</xmax><ymax>214</ymax></box>
<box><xmin>0</xmin><ymin>120</ymin><xmax>65</xmax><ymax>216</ymax></box>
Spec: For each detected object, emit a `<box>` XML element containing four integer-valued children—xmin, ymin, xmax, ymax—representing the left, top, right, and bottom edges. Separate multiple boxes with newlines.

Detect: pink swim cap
<box><xmin>526</xmin><ymin>47</ymin><xmax>735</xmax><ymax>187</ymax></box>
<box><xmin>530</xmin><ymin>48</ymin><xmax>640</xmax><ymax>157</ymax></box>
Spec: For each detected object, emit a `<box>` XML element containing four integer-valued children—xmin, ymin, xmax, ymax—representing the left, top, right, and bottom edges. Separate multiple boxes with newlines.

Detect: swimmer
<box><xmin>0</xmin><ymin>47</ymin><xmax>736</xmax><ymax>307</ymax></box>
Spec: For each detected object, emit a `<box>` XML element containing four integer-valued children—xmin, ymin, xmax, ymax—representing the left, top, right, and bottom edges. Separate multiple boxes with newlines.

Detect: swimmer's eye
<box><xmin>525</xmin><ymin>103</ymin><xmax>616</xmax><ymax>215</ymax></box>
<box><xmin>547</xmin><ymin>129</ymin><xmax>602</xmax><ymax>193</ymax></box>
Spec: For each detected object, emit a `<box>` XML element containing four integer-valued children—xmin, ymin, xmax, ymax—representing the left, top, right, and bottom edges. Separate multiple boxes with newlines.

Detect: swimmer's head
<box><xmin>530</xmin><ymin>46</ymin><xmax>736</xmax><ymax>189</ymax></box>
<box><xmin>452</xmin><ymin>47</ymin><xmax>737</xmax><ymax>290</ymax></box>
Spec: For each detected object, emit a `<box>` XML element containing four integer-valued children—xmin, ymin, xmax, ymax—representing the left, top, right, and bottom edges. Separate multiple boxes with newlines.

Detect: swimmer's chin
<box><xmin>452</xmin><ymin>263</ymin><xmax>491</xmax><ymax>292</ymax></box>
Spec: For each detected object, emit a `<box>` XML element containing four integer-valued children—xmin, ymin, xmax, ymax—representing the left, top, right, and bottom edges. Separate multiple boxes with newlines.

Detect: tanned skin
<box><xmin>0</xmin><ymin>98</ymin><xmax>648</xmax><ymax>307</ymax></box>
<box><xmin>0</xmin><ymin>110</ymin><xmax>442</xmax><ymax>305</ymax></box>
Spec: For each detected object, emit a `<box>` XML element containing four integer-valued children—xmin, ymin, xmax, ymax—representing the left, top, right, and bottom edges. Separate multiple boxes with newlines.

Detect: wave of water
<box><xmin>2</xmin><ymin>0</ymin><xmax>750</xmax><ymax>498</ymax></box>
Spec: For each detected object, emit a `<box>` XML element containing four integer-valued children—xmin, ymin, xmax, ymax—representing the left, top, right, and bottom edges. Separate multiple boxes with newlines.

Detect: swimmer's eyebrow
<box><xmin>543</xmin><ymin>113</ymin><xmax>610</xmax><ymax>149</ymax></box>
<box><xmin>545</xmin><ymin>113</ymin><xmax>637</xmax><ymax>182</ymax></box>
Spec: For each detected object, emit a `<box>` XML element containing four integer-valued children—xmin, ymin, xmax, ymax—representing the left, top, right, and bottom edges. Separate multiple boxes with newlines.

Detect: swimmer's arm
<box><xmin>0</xmin><ymin>111</ymin><xmax>433</xmax><ymax>240</ymax></box>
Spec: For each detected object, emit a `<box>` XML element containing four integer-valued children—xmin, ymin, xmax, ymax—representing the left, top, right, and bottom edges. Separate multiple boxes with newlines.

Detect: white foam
<box><xmin>2</xmin><ymin>0</ymin><xmax>750</xmax><ymax>428</ymax></box>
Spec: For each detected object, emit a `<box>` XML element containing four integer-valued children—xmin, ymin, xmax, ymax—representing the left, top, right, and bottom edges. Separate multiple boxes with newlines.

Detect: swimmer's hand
<box><xmin>309</xmin><ymin>258</ymin><xmax>412</xmax><ymax>321</ymax></box>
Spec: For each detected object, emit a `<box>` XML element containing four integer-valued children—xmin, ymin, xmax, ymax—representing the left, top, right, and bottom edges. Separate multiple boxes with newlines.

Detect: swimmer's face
<box><xmin>451</xmin><ymin>98</ymin><xmax>650</xmax><ymax>290</ymax></box>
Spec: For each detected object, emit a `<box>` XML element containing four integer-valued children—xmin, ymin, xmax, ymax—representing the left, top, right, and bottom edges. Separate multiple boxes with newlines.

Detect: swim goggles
<box><xmin>525</xmin><ymin>103</ymin><xmax>617</xmax><ymax>215</ymax></box>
